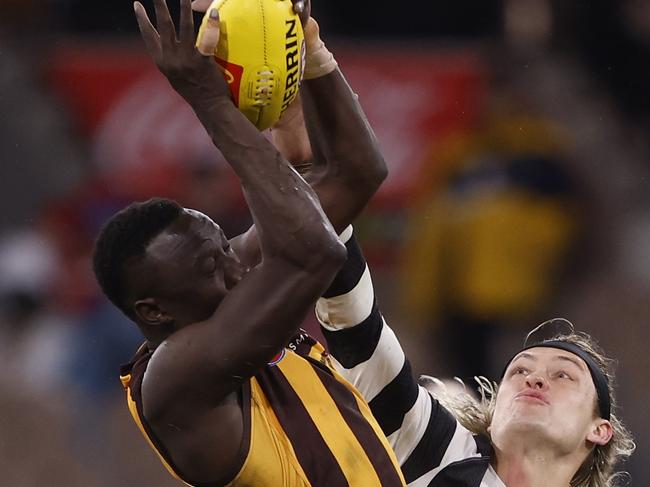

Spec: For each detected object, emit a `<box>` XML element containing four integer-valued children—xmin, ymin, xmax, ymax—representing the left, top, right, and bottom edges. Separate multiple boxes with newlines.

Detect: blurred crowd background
<box><xmin>1</xmin><ymin>0</ymin><xmax>649</xmax><ymax>485</ymax></box>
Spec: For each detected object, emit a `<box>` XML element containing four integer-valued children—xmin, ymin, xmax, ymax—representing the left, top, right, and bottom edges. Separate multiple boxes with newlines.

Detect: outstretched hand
<box><xmin>134</xmin><ymin>0</ymin><xmax>229</xmax><ymax>104</ymax></box>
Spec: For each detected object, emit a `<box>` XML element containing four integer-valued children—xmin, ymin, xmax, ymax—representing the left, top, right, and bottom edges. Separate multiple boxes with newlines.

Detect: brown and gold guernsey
<box><xmin>120</xmin><ymin>330</ymin><xmax>406</xmax><ymax>487</ymax></box>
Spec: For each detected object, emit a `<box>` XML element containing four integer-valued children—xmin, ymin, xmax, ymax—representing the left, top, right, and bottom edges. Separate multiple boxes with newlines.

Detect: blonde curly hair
<box><xmin>421</xmin><ymin>320</ymin><xmax>635</xmax><ymax>487</ymax></box>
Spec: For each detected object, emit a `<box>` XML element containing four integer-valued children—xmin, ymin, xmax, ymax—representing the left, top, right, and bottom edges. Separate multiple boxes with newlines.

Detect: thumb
<box><xmin>191</xmin><ymin>0</ymin><xmax>213</xmax><ymax>12</ymax></box>
<box><xmin>196</xmin><ymin>8</ymin><xmax>221</xmax><ymax>56</ymax></box>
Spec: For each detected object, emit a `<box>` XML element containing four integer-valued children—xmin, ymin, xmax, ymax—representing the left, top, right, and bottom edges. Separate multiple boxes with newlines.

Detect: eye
<box><xmin>556</xmin><ymin>370</ymin><xmax>573</xmax><ymax>380</ymax></box>
<box><xmin>511</xmin><ymin>366</ymin><xmax>528</xmax><ymax>376</ymax></box>
<box><xmin>201</xmin><ymin>255</ymin><xmax>218</xmax><ymax>275</ymax></box>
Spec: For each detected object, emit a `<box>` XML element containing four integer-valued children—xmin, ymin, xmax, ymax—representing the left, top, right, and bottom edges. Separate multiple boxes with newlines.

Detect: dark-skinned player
<box><xmin>93</xmin><ymin>0</ymin><xmax>406</xmax><ymax>485</ymax></box>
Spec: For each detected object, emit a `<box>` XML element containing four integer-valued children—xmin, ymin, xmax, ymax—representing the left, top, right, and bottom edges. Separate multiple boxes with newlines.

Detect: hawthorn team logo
<box><xmin>267</xmin><ymin>349</ymin><xmax>286</xmax><ymax>366</ymax></box>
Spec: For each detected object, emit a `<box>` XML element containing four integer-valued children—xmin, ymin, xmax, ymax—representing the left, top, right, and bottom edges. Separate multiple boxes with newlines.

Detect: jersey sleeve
<box><xmin>316</xmin><ymin>228</ymin><xmax>491</xmax><ymax>484</ymax></box>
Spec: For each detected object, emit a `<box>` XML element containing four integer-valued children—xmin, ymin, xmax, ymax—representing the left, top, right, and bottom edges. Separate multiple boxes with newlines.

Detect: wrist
<box><xmin>181</xmin><ymin>81</ymin><xmax>234</xmax><ymax>113</ymax></box>
<box><xmin>303</xmin><ymin>18</ymin><xmax>321</xmax><ymax>53</ymax></box>
<box><xmin>303</xmin><ymin>18</ymin><xmax>338</xmax><ymax>80</ymax></box>
<box><xmin>190</xmin><ymin>92</ymin><xmax>235</xmax><ymax>127</ymax></box>
<box><xmin>169</xmin><ymin>59</ymin><xmax>233</xmax><ymax>107</ymax></box>
<box><xmin>183</xmin><ymin>91</ymin><xmax>233</xmax><ymax>118</ymax></box>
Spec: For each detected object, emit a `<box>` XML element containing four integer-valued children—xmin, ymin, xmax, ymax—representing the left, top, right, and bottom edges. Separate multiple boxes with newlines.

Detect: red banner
<box><xmin>46</xmin><ymin>41</ymin><xmax>487</xmax><ymax>205</ymax></box>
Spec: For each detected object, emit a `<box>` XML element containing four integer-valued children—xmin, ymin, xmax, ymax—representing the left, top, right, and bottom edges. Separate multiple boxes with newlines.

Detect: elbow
<box><xmin>281</xmin><ymin>216</ymin><xmax>347</xmax><ymax>276</ymax></box>
<box><xmin>328</xmin><ymin>237</ymin><xmax>348</xmax><ymax>267</ymax></box>
<box><xmin>370</xmin><ymin>157</ymin><xmax>389</xmax><ymax>187</ymax></box>
<box><xmin>355</xmin><ymin>132</ymin><xmax>389</xmax><ymax>187</ymax></box>
<box><xmin>354</xmin><ymin>147</ymin><xmax>389</xmax><ymax>189</ymax></box>
<box><xmin>333</xmin><ymin>149</ymin><xmax>388</xmax><ymax>195</ymax></box>
<box><xmin>303</xmin><ymin>232</ymin><xmax>347</xmax><ymax>277</ymax></box>
<box><xmin>318</xmin><ymin>233</ymin><xmax>348</xmax><ymax>269</ymax></box>
<box><xmin>355</xmin><ymin>155</ymin><xmax>388</xmax><ymax>198</ymax></box>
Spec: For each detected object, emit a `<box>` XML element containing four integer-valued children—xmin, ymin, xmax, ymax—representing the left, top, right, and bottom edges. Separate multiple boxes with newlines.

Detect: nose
<box><xmin>525</xmin><ymin>373</ymin><xmax>547</xmax><ymax>390</ymax></box>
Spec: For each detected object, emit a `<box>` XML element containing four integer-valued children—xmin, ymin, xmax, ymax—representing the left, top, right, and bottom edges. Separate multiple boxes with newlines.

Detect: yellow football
<box><xmin>196</xmin><ymin>0</ymin><xmax>305</xmax><ymax>131</ymax></box>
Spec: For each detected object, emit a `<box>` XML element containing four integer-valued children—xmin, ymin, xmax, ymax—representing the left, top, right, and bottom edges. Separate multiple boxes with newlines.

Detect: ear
<box><xmin>134</xmin><ymin>298</ymin><xmax>173</xmax><ymax>327</ymax></box>
<box><xmin>587</xmin><ymin>419</ymin><xmax>613</xmax><ymax>446</ymax></box>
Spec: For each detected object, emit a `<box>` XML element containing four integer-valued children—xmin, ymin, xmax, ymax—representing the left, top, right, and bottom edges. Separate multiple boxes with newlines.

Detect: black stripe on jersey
<box><xmin>255</xmin><ymin>366</ymin><xmax>349</xmax><ymax>486</ymax></box>
<box><xmin>427</xmin><ymin>455</ymin><xmax>491</xmax><ymax>487</ymax></box>
<box><xmin>321</xmin><ymin>300</ymin><xmax>383</xmax><ymax>368</ymax></box>
<box><xmin>322</xmin><ymin>235</ymin><xmax>366</xmax><ymax>298</ymax></box>
<box><xmin>309</xmin><ymin>356</ymin><xmax>405</xmax><ymax>487</ymax></box>
<box><xmin>401</xmin><ymin>394</ymin><xmax>457</xmax><ymax>483</ymax></box>
<box><xmin>286</xmin><ymin>328</ymin><xmax>318</xmax><ymax>356</ymax></box>
<box><xmin>474</xmin><ymin>434</ymin><xmax>493</xmax><ymax>457</ymax></box>
<box><xmin>368</xmin><ymin>359</ymin><xmax>419</xmax><ymax>436</ymax></box>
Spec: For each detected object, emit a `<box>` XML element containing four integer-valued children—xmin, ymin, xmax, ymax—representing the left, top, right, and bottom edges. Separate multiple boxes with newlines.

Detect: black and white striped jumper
<box><xmin>316</xmin><ymin>227</ymin><xmax>505</xmax><ymax>487</ymax></box>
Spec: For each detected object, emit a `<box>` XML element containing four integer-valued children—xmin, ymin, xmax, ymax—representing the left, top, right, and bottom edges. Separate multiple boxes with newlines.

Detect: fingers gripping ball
<box><xmin>197</xmin><ymin>0</ymin><xmax>305</xmax><ymax>131</ymax></box>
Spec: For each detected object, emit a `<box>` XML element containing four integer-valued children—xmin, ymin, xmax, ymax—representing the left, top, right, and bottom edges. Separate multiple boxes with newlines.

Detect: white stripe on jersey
<box><xmin>317</xmin><ymin>231</ymin><xmax>503</xmax><ymax>486</ymax></box>
<box><xmin>338</xmin><ymin>225</ymin><xmax>354</xmax><ymax>244</ymax></box>
<box><xmin>408</xmin><ymin>422</ymin><xmax>484</xmax><ymax>486</ymax></box>
<box><xmin>481</xmin><ymin>466</ymin><xmax>506</xmax><ymax>487</ymax></box>
<box><xmin>388</xmin><ymin>386</ymin><xmax>432</xmax><ymax>464</ymax></box>
<box><xmin>316</xmin><ymin>265</ymin><xmax>374</xmax><ymax>330</ymax></box>
<box><xmin>328</xmin><ymin>318</ymin><xmax>405</xmax><ymax>402</ymax></box>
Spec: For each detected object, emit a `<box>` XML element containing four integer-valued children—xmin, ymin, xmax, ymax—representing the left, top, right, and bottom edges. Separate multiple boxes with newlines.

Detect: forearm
<box><xmin>302</xmin><ymin>69</ymin><xmax>387</xmax><ymax>187</ymax></box>
<box><xmin>192</xmin><ymin>98</ymin><xmax>342</xmax><ymax>264</ymax></box>
<box><xmin>231</xmin><ymin>70</ymin><xmax>386</xmax><ymax>266</ymax></box>
<box><xmin>299</xmin><ymin>19</ymin><xmax>387</xmax><ymax>233</ymax></box>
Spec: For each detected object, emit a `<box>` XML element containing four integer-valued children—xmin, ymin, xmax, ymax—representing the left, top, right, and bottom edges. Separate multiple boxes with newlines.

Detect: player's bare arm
<box><xmin>229</xmin><ymin>0</ymin><xmax>387</xmax><ymax>266</ymax></box>
<box><xmin>282</xmin><ymin>0</ymin><xmax>388</xmax><ymax>225</ymax></box>
<box><xmin>133</xmin><ymin>0</ymin><xmax>346</xmax><ymax>481</ymax></box>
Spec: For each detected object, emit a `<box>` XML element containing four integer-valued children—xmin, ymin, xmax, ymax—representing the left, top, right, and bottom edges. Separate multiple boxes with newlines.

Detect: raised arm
<box><xmin>315</xmin><ymin>229</ymin><xmax>485</xmax><ymax>485</ymax></box>
<box><xmin>299</xmin><ymin>18</ymin><xmax>387</xmax><ymax>232</ymax></box>
<box><xmin>230</xmin><ymin>1</ymin><xmax>387</xmax><ymax>265</ymax></box>
<box><xmin>134</xmin><ymin>0</ymin><xmax>345</xmax><ymax>403</ymax></box>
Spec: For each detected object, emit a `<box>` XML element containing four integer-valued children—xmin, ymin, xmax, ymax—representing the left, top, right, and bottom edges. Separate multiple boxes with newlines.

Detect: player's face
<box><xmin>141</xmin><ymin>209</ymin><xmax>244</xmax><ymax>327</ymax></box>
<box><xmin>490</xmin><ymin>347</ymin><xmax>602</xmax><ymax>454</ymax></box>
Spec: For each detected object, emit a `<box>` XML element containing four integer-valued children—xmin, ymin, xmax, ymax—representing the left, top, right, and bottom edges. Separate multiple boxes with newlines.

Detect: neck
<box><xmin>492</xmin><ymin>442</ymin><xmax>581</xmax><ymax>487</ymax></box>
<box><xmin>146</xmin><ymin>338</ymin><xmax>162</xmax><ymax>351</ymax></box>
<box><xmin>140</xmin><ymin>325</ymin><xmax>174</xmax><ymax>352</ymax></box>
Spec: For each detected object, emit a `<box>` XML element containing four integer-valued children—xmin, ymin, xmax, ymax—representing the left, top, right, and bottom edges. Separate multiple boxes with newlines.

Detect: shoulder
<box><xmin>141</xmin><ymin>357</ymin><xmax>247</xmax><ymax>485</ymax></box>
<box><xmin>141</xmin><ymin>330</ymin><xmax>239</xmax><ymax>421</ymax></box>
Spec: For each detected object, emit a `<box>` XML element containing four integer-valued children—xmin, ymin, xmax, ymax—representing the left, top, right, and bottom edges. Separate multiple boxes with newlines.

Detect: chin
<box><xmin>493</xmin><ymin>409</ymin><xmax>551</xmax><ymax>441</ymax></box>
<box><xmin>514</xmin><ymin>403</ymin><xmax>553</xmax><ymax>423</ymax></box>
<box><xmin>508</xmin><ymin>415</ymin><xmax>549</xmax><ymax>433</ymax></box>
<box><xmin>507</xmin><ymin>413</ymin><xmax>574</xmax><ymax>447</ymax></box>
